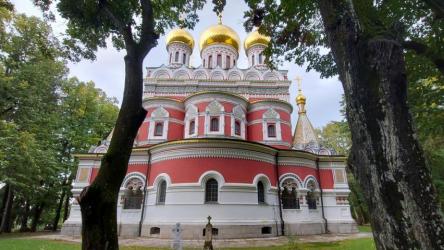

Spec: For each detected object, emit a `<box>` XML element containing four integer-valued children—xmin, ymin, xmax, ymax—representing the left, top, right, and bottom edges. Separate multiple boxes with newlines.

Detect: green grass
<box><xmin>358</xmin><ymin>225</ymin><xmax>372</xmax><ymax>233</ymax></box>
<box><xmin>0</xmin><ymin>238</ymin><xmax>375</xmax><ymax>250</ymax></box>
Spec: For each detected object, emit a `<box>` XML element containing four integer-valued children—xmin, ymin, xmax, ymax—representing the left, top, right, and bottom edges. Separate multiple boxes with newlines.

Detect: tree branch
<box><xmin>423</xmin><ymin>0</ymin><xmax>444</xmax><ymax>20</ymax></box>
<box><xmin>402</xmin><ymin>40</ymin><xmax>444</xmax><ymax>75</ymax></box>
<box><xmin>98</xmin><ymin>0</ymin><xmax>135</xmax><ymax>48</ymax></box>
<box><xmin>138</xmin><ymin>0</ymin><xmax>158</xmax><ymax>57</ymax></box>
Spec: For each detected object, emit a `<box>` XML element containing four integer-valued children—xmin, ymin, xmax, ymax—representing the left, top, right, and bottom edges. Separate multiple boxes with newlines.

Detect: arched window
<box><xmin>267</xmin><ymin>124</ymin><xmax>276</xmax><ymax>138</ymax></box>
<box><xmin>259</xmin><ymin>53</ymin><xmax>263</xmax><ymax>64</ymax></box>
<box><xmin>205</xmin><ymin>178</ymin><xmax>218</xmax><ymax>203</ymax></box>
<box><xmin>154</xmin><ymin>122</ymin><xmax>164</xmax><ymax>136</ymax></box>
<box><xmin>225</xmin><ymin>55</ymin><xmax>230</xmax><ymax>69</ymax></box>
<box><xmin>217</xmin><ymin>54</ymin><xmax>222</xmax><ymax>67</ymax></box>
<box><xmin>189</xmin><ymin>119</ymin><xmax>196</xmax><ymax>135</ymax></box>
<box><xmin>257</xmin><ymin>181</ymin><xmax>265</xmax><ymax>204</ymax></box>
<box><xmin>281</xmin><ymin>179</ymin><xmax>300</xmax><ymax>209</ymax></box>
<box><xmin>182</xmin><ymin>53</ymin><xmax>186</xmax><ymax>64</ymax></box>
<box><xmin>208</xmin><ymin>55</ymin><xmax>213</xmax><ymax>68</ymax></box>
<box><xmin>252</xmin><ymin>54</ymin><xmax>255</xmax><ymax>65</ymax></box>
<box><xmin>306</xmin><ymin>180</ymin><xmax>317</xmax><ymax>209</ymax></box>
<box><xmin>123</xmin><ymin>178</ymin><xmax>144</xmax><ymax>209</ymax></box>
<box><xmin>234</xmin><ymin>120</ymin><xmax>241</xmax><ymax>136</ymax></box>
<box><xmin>157</xmin><ymin>180</ymin><xmax>167</xmax><ymax>204</ymax></box>
<box><xmin>175</xmin><ymin>51</ymin><xmax>179</xmax><ymax>62</ymax></box>
<box><xmin>210</xmin><ymin>117</ymin><xmax>219</xmax><ymax>132</ymax></box>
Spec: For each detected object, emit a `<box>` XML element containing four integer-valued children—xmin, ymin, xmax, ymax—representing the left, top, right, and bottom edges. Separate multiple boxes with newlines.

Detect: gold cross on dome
<box><xmin>207</xmin><ymin>215</ymin><xmax>212</xmax><ymax>223</ymax></box>
<box><xmin>295</xmin><ymin>75</ymin><xmax>303</xmax><ymax>91</ymax></box>
<box><xmin>217</xmin><ymin>12</ymin><xmax>223</xmax><ymax>24</ymax></box>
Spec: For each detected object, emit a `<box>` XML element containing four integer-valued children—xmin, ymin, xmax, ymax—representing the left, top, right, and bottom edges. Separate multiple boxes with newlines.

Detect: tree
<box><xmin>242</xmin><ymin>0</ymin><xmax>444</xmax><ymax>249</ymax></box>
<box><xmin>34</xmin><ymin>1</ymin><xmax>205</xmax><ymax>248</ymax></box>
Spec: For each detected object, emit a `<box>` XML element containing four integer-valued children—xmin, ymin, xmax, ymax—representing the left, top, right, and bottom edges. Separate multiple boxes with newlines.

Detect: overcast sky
<box><xmin>11</xmin><ymin>0</ymin><xmax>345</xmax><ymax>129</ymax></box>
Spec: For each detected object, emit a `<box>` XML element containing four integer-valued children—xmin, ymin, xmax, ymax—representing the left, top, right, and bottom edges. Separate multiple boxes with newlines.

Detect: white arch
<box><xmin>193</xmin><ymin>69</ymin><xmax>209</xmax><ymax>80</ymax></box>
<box><xmin>210</xmin><ymin>69</ymin><xmax>226</xmax><ymax>80</ymax></box>
<box><xmin>152</xmin><ymin>68</ymin><xmax>172</xmax><ymax>79</ymax></box>
<box><xmin>198</xmin><ymin>170</ymin><xmax>225</xmax><ymax>188</ymax></box>
<box><xmin>151</xmin><ymin>106</ymin><xmax>169</xmax><ymax>118</ymax></box>
<box><xmin>122</xmin><ymin>172</ymin><xmax>146</xmax><ymax>188</ymax></box>
<box><xmin>304</xmin><ymin>175</ymin><xmax>320</xmax><ymax>190</ymax></box>
<box><xmin>206</xmin><ymin>100</ymin><xmax>224</xmax><ymax>114</ymax></box>
<box><xmin>152</xmin><ymin>173</ymin><xmax>172</xmax><ymax>190</ymax></box>
<box><xmin>279</xmin><ymin>173</ymin><xmax>303</xmax><ymax>189</ymax></box>
<box><xmin>244</xmin><ymin>69</ymin><xmax>261</xmax><ymax>80</ymax></box>
<box><xmin>252</xmin><ymin>174</ymin><xmax>272</xmax><ymax>191</ymax></box>
<box><xmin>227</xmin><ymin>68</ymin><xmax>243</xmax><ymax>80</ymax></box>
<box><xmin>263</xmin><ymin>108</ymin><xmax>280</xmax><ymax>119</ymax></box>
<box><xmin>262</xmin><ymin>70</ymin><xmax>280</xmax><ymax>81</ymax></box>
<box><xmin>173</xmin><ymin>69</ymin><xmax>191</xmax><ymax>79</ymax></box>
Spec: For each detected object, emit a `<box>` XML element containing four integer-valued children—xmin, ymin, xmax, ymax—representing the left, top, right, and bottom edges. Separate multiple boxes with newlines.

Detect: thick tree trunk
<box><xmin>52</xmin><ymin>189</ymin><xmax>66</xmax><ymax>231</ymax></box>
<box><xmin>0</xmin><ymin>185</ymin><xmax>13</xmax><ymax>233</ymax></box>
<box><xmin>0</xmin><ymin>184</ymin><xmax>9</xmax><ymax>226</ymax></box>
<box><xmin>30</xmin><ymin>203</ymin><xmax>44</xmax><ymax>232</ymax></box>
<box><xmin>19</xmin><ymin>200</ymin><xmax>30</xmax><ymax>232</ymax></box>
<box><xmin>317</xmin><ymin>1</ymin><xmax>444</xmax><ymax>249</ymax></box>
<box><xmin>78</xmin><ymin>49</ymin><xmax>147</xmax><ymax>250</ymax></box>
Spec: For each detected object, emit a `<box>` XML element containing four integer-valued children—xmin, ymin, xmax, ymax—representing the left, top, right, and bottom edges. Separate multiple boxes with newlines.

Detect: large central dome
<box><xmin>199</xmin><ymin>23</ymin><xmax>241</xmax><ymax>52</ymax></box>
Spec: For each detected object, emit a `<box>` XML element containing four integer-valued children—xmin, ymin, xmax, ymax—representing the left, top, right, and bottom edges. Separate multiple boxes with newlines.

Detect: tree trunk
<box><xmin>19</xmin><ymin>200</ymin><xmax>30</xmax><ymax>232</ymax></box>
<box><xmin>0</xmin><ymin>184</ymin><xmax>9</xmax><ymax>226</ymax></box>
<box><xmin>63</xmin><ymin>189</ymin><xmax>71</xmax><ymax>222</ymax></box>
<box><xmin>78</xmin><ymin>48</ymin><xmax>147</xmax><ymax>250</ymax></box>
<box><xmin>52</xmin><ymin>189</ymin><xmax>66</xmax><ymax>231</ymax></box>
<box><xmin>30</xmin><ymin>203</ymin><xmax>44</xmax><ymax>232</ymax></box>
<box><xmin>317</xmin><ymin>1</ymin><xmax>444</xmax><ymax>249</ymax></box>
<box><xmin>0</xmin><ymin>185</ymin><xmax>13</xmax><ymax>233</ymax></box>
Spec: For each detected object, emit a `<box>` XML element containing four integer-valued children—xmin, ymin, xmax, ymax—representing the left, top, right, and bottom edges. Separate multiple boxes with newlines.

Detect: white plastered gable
<box><xmin>148</xmin><ymin>106</ymin><xmax>169</xmax><ymax>140</ymax></box>
<box><xmin>205</xmin><ymin>100</ymin><xmax>225</xmax><ymax>136</ymax></box>
<box><xmin>231</xmin><ymin>105</ymin><xmax>246</xmax><ymax>139</ymax></box>
<box><xmin>184</xmin><ymin>105</ymin><xmax>198</xmax><ymax>138</ymax></box>
<box><xmin>262</xmin><ymin>108</ymin><xmax>282</xmax><ymax>141</ymax></box>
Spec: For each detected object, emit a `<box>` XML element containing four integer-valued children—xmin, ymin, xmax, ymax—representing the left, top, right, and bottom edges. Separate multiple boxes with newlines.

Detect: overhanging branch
<box><xmin>98</xmin><ymin>0</ymin><xmax>135</xmax><ymax>48</ymax></box>
<box><xmin>138</xmin><ymin>0</ymin><xmax>157</xmax><ymax>57</ymax></box>
<box><xmin>402</xmin><ymin>40</ymin><xmax>444</xmax><ymax>75</ymax></box>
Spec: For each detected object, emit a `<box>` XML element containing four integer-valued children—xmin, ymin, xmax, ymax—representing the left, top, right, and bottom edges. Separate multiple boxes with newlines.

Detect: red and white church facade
<box><xmin>62</xmin><ymin>19</ymin><xmax>357</xmax><ymax>239</ymax></box>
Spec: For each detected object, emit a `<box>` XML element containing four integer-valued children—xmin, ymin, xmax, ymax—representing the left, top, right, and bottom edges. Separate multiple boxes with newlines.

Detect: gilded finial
<box><xmin>217</xmin><ymin>12</ymin><xmax>222</xmax><ymax>24</ymax></box>
<box><xmin>295</xmin><ymin>75</ymin><xmax>306</xmax><ymax>112</ymax></box>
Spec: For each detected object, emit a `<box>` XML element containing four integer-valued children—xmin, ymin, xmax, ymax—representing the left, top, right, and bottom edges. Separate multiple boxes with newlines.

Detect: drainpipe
<box><xmin>275</xmin><ymin>152</ymin><xmax>285</xmax><ymax>236</ymax></box>
<box><xmin>138</xmin><ymin>149</ymin><xmax>151</xmax><ymax>237</ymax></box>
<box><xmin>315</xmin><ymin>157</ymin><xmax>328</xmax><ymax>233</ymax></box>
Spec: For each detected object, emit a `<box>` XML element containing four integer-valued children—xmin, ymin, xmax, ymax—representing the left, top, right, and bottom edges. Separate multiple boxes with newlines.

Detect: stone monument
<box><xmin>203</xmin><ymin>216</ymin><xmax>214</xmax><ymax>250</ymax></box>
<box><xmin>171</xmin><ymin>222</ymin><xmax>183</xmax><ymax>250</ymax></box>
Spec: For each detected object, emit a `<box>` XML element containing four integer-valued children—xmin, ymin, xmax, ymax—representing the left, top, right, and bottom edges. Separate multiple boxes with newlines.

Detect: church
<box><xmin>62</xmin><ymin>17</ymin><xmax>357</xmax><ymax>239</ymax></box>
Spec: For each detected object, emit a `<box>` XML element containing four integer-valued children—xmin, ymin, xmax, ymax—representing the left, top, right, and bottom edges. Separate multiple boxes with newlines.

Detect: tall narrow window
<box><xmin>208</xmin><ymin>55</ymin><xmax>213</xmax><ymax>68</ymax></box>
<box><xmin>234</xmin><ymin>120</ymin><xmax>241</xmax><ymax>136</ymax></box>
<box><xmin>203</xmin><ymin>59</ymin><xmax>206</xmax><ymax>67</ymax></box>
<box><xmin>257</xmin><ymin>181</ymin><xmax>265</xmax><ymax>204</ymax></box>
<box><xmin>267</xmin><ymin>124</ymin><xmax>276</xmax><ymax>138</ymax></box>
<box><xmin>252</xmin><ymin>54</ymin><xmax>255</xmax><ymax>66</ymax></box>
<box><xmin>205</xmin><ymin>178</ymin><xmax>218</xmax><ymax>203</ymax></box>
<box><xmin>175</xmin><ymin>51</ymin><xmax>179</xmax><ymax>62</ymax></box>
<box><xmin>157</xmin><ymin>180</ymin><xmax>166</xmax><ymax>204</ymax></box>
<box><xmin>217</xmin><ymin>54</ymin><xmax>222</xmax><ymax>67</ymax></box>
<box><xmin>258</xmin><ymin>53</ymin><xmax>263</xmax><ymax>64</ymax></box>
<box><xmin>189</xmin><ymin>120</ymin><xmax>195</xmax><ymax>135</ymax></box>
<box><xmin>182</xmin><ymin>53</ymin><xmax>186</xmax><ymax>64</ymax></box>
<box><xmin>210</xmin><ymin>117</ymin><xmax>219</xmax><ymax>132</ymax></box>
<box><xmin>154</xmin><ymin>122</ymin><xmax>164</xmax><ymax>136</ymax></box>
<box><xmin>225</xmin><ymin>55</ymin><xmax>230</xmax><ymax>69</ymax></box>
<box><xmin>169</xmin><ymin>53</ymin><xmax>172</xmax><ymax>63</ymax></box>
<box><xmin>282</xmin><ymin>186</ymin><xmax>300</xmax><ymax>209</ymax></box>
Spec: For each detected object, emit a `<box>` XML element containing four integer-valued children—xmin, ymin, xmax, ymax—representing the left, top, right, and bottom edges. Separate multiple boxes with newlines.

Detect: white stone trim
<box><xmin>122</xmin><ymin>172</ymin><xmax>147</xmax><ymax>188</ymax></box>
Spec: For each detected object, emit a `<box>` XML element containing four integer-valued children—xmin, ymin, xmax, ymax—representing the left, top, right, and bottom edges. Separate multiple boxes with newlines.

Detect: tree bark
<box><xmin>0</xmin><ymin>184</ymin><xmax>9</xmax><ymax>226</ymax></box>
<box><xmin>317</xmin><ymin>1</ymin><xmax>444</xmax><ymax>249</ymax></box>
<box><xmin>63</xmin><ymin>188</ymin><xmax>71</xmax><ymax>222</ymax></box>
<box><xmin>78</xmin><ymin>48</ymin><xmax>147</xmax><ymax>249</ymax></box>
<box><xmin>52</xmin><ymin>189</ymin><xmax>66</xmax><ymax>231</ymax></box>
<box><xmin>19</xmin><ymin>200</ymin><xmax>30</xmax><ymax>232</ymax></box>
<box><xmin>30</xmin><ymin>203</ymin><xmax>44</xmax><ymax>232</ymax></box>
<box><xmin>0</xmin><ymin>185</ymin><xmax>13</xmax><ymax>233</ymax></box>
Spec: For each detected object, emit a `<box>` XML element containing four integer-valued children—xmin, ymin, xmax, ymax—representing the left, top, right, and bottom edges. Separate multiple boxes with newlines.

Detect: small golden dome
<box><xmin>166</xmin><ymin>28</ymin><xmax>194</xmax><ymax>50</ymax></box>
<box><xmin>244</xmin><ymin>29</ymin><xmax>270</xmax><ymax>51</ymax></box>
<box><xmin>199</xmin><ymin>23</ymin><xmax>241</xmax><ymax>52</ymax></box>
<box><xmin>296</xmin><ymin>91</ymin><xmax>306</xmax><ymax>105</ymax></box>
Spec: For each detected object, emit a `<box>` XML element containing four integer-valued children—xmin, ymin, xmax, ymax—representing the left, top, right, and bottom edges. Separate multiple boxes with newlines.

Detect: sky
<box><xmin>11</xmin><ymin>0</ymin><xmax>345</xmax><ymax>129</ymax></box>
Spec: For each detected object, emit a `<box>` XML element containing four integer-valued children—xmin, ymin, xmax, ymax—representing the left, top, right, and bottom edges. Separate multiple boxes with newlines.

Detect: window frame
<box><xmin>205</xmin><ymin>178</ymin><xmax>219</xmax><ymax>203</ymax></box>
<box><xmin>157</xmin><ymin>180</ymin><xmax>167</xmax><ymax>204</ymax></box>
<box><xmin>267</xmin><ymin>123</ymin><xmax>276</xmax><ymax>138</ymax></box>
<box><xmin>210</xmin><ymin>117</ymin><xmax>219</xmax><ymax>132</ymax></box>
<box><xmin>154</xmin><ymin>122</ymin><xmax>164</xmax><ymax>136</ymax></box>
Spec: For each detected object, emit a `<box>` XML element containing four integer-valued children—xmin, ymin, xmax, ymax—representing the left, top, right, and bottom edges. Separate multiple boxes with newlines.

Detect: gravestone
<box><xmin>203</xmin><ymin>216</ymin><xmax>214</xmax><ymax>250</ymax></box>
<box><xmin>171</xmin><ymin>223</ymin><xmax>183</xmax><ymax>250</ymax></box>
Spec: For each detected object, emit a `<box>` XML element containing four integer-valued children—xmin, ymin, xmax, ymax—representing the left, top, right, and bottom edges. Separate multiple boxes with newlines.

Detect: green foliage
<box><xmin>317</xmin><ymin>121</ymin><xmax>351</xmax><ymax>155</ymax></box>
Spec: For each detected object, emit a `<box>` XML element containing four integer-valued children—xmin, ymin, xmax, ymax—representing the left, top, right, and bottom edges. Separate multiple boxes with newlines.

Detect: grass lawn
<box><xmin>358</xmin><ymin>225</ymin><xmax>372</xmax><ymax>233</ymax></box>
<box><xmin>0</xmin><ymin>237</ymin><xmax>375</xmax><ymax>250</ymax></box>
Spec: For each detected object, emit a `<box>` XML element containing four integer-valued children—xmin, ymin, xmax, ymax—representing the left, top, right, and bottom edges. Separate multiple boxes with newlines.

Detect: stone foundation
<box><xmin>327</xmin><ymin>220</ymin><xmax>359</xmax><ymax>234</ymax></box>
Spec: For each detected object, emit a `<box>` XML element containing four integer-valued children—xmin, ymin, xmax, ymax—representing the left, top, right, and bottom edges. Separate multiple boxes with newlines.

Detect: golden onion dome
<box><xmin>199</xmin><ymin>23</ymin><xmax>241</xmax><ymax>52</ymax></box>
<box><xmin>296</xmin><ymin>92</ymin><xmax>306</xmax><ymax>105</ymax></box>
<box><xmin>244</xmin><ymin>29</ymin><xmax>270</xmax><ymax>51</ymax></box>
<box><xmin>166</xmin><ymin>28</ymin><xmax>194</xmax><ymax>51</ymax></box>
